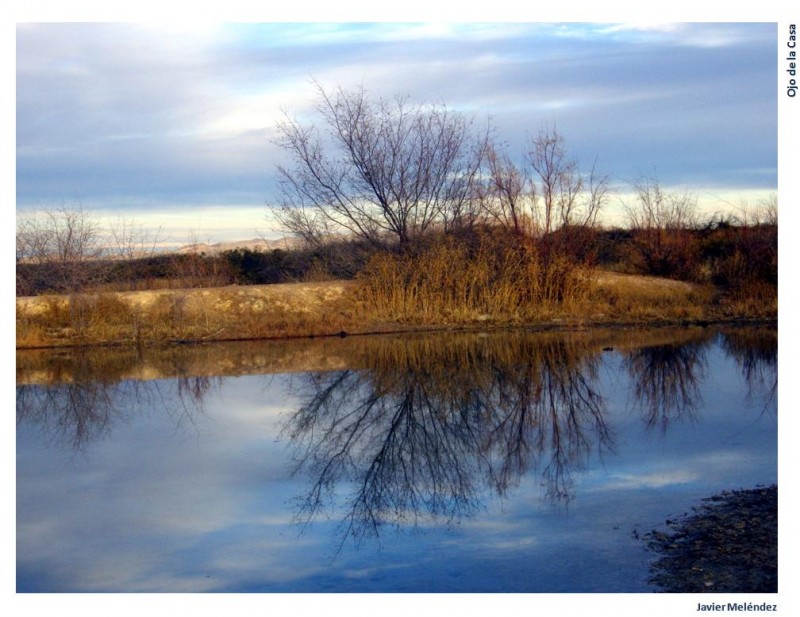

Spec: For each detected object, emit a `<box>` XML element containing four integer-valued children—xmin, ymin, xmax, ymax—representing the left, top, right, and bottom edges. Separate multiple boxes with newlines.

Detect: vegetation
<box><xmin>16</xmin><ymin>282</ymin><xmax>357</xmax><ymax>349</ymax></box>
<box><xmin>274</xmin><ymin>83</ymin><xmax>489</xmax><ymax>248</ymax></box>
<box><xmin>354</xmin><ymin>230</ymin><xmax>591</xmax><ymax>323</ymax></box>
<box><xmin>15</xmin><ymin>205</ymin><xmax>777</xmax><ymax>349</ymax></box>
<box><xmin>16</xmin><ymin>87</ymin><xmax>777</xmax><ymax>348</ymax></box>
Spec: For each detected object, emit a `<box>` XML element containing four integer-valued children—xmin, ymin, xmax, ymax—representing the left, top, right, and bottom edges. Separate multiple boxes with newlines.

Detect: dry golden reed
<box><xmin>354</xmin><ymin>235</ymin><xmax>591</xmax><ymax>324</ymax></box>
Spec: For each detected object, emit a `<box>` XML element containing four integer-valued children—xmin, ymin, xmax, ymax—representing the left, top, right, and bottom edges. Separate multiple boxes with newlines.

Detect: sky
<box><xmin>12</xmin><ymin>14</ymin><xmax>790</xmax><ymax>246</ymax></box>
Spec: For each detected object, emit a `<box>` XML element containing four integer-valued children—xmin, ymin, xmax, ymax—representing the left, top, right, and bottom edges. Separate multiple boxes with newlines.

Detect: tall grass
<box><xmin>354</xmin><ymin>233</ymin><xmax>591</xmax><ymax>324</ymax></box>
<box><xmin>587</xmin><ymin>273</ymin><xmax>715</xmax><ymax>322</ymax></box>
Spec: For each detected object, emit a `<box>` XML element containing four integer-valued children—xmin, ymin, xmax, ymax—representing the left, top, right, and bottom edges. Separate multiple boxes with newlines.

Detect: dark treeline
<box><xmin>16</xmin><ymin>237</ymin><xmax>376</xmax><ymax>296</ymax></box>
<box><xmin>16</xmin><ymin>215</ymin><xmax>777</xmax><ymax>300</ymax></box>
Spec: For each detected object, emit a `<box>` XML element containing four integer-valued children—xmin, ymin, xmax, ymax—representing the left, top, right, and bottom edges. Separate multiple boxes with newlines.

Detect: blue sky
<box><xmin>12</xmin><ymin>16</ymin><xmax>787</xmax><ymax>244</ymax></box>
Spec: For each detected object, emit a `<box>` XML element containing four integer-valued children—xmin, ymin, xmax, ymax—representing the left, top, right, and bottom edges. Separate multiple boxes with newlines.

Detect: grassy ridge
<box><xmin>16</xmin><ymin>282</ymin><xmax>355</xmax><ymax>349</ymax></box>
<box><xmin>16</xmin><ymin>227</ymin><xmax>777</xmax><ymax>349</ymax></box>
<box><xmin>15</xmin><ymin>270</ymin><xmax>773</xmax><ymax>350</ymax></box>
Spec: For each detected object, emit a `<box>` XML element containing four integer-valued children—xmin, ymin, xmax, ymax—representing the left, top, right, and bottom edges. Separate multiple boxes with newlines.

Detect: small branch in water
<box><xmin>201</xmin><ymin>328</ymin><xmax>226</xmax><ymax>340</ymax></box>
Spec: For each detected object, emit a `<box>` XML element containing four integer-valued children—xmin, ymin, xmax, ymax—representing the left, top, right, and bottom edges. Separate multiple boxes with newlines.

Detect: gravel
<box><xmin>643</xmin><ymin>485</ymin><xmax>777</xmax><ymax>593</ymax></box>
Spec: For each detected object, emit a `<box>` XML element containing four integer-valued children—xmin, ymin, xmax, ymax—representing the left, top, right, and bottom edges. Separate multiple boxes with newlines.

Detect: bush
<box><xmin>355</xmin><ymin>231</ymin><xmax>590</xmax><ymax>323</ymax></box>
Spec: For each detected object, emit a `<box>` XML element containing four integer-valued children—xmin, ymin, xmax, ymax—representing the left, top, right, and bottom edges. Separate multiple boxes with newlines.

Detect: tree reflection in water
<box><xmin>17</xmin><ymin>381</ymin><xmax>120</xmax><ymax>449</ymax></box>
<box><xmin>16</xmin><ymin>361</ymin><xmax>216</xmax><ymax>450</ymax></box>
<box><xmin>622</xmin><ymin>330</ymin><xmax>712</xmax><ymax>433</ymax></box>
<box><xmin>283</xmin><ymin>333</ymin><xmax>613</xmax><ymax>548</ymax></box>
<box><xmin>16</xmin><ymin>326</ymin><xmax>777</xmax><ymax>552</ymax></box>
<box><xmin>719</xmin><ymin>327</ymin><xmax>777</xmax><ymax>413</ymax></box>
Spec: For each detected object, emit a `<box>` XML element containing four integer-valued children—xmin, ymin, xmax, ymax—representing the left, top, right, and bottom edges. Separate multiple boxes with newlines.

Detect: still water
<box><xmin>16</xmin><ymin>326</ymin><xmax>777</xmax><ymax>593</ymax></box>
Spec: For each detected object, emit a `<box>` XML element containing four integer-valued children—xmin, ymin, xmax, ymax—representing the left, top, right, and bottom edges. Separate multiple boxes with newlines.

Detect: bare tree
<box><xmin>274</xmin><ymin>84</ymin><xmax>490</xmax><ymax>248</ymax></box>
<box><xmin>479</xmin><ymin>126</ymin><xmax>609</xmax><ymax>258</ymax></box>
<box><xmin>759</xmin><ymin>193</ymin><xmax>778</xmax><ymax>227</ymax></box>
<box><xmin>625</xmin><ymin>175</ymin><xmax>697</xmax><ymax>231</ymax></box>
<box><xmin>104</xmin><ymin>217</ymin><xmax>166</xmax><ymax>291</ymax></box>
<box><xmin>584</xmin><ymin>159</ymin><xmax>611</xmax><ymax>228</ymax></box>
<box><xmin>528</xmin><ymin>125</ymin><xmax>582</xmax><ymax>236</ymax></box>
<box><xmin>527</xmin><ymin>126</ymin><xmax>610</xmax><ymax>231</ymax></box>
<box><xmin>478</xmin><ymin>143</ymin><xmax>534</xmax><ymax>236</ymax></box>
<box><xmin>16</xmin><ymin>204</ymin><xmax>103</xmax><ymax>294</ymax></box>
<box><xmin>624</xmin><ymin>176</ymin><xmax>699</xmax><ymax>278</ymax></box>
<box><xmin>731</xmin><ymin>193</ymin><xmax>778</xmax><ymax>229</ymax></box>
<box><xmin>109</xmin><ymin>216</ymin><xmax>163</xmax><ymax>261</ymax></box>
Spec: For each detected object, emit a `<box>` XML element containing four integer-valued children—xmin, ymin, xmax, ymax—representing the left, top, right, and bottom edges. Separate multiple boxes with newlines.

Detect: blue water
<box><xmin>16</xmin><ymin>327</ymin><xmax>777</xmax><ymax>592</ymax></box>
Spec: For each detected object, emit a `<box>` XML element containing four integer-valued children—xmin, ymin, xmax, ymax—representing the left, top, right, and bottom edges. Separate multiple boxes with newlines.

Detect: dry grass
<box><xmin>354</xmin><ymin>237</ymin><xmax>591</xmax><ymax>324</ymax></box>
<box><xmin>16</xmin><ymin>266</ymin><xmax>774</xmax><ymax>349</ymax></box>
<box><xmin>588</xmin><ymin>271</ymin><xmax>715</xmax><ymax>322</ymax></box>
<box><xmin>16</xmin><ymin>282</ymin><xmax>358</xmax><ymax>348</ymax></box>
<box><xmin>714</xmin><ymin>281</ymin><xmax>778</xmax><ymax>319</ymax></box>
<box><xmin>16</xmin><ymin>294</ymin><xmax>137</xmax><ymax>348</ymax></box>
<box><xmin>353</xmin><ymin>238</ymin><xmax>727</xmax><ymax>327</ymax></box>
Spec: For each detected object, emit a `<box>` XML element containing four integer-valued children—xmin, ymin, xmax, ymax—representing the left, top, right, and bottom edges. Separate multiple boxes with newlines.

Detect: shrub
<box><xmin>355</xmin><ymin>232</ymin><xmax>591</xmax><ymax>323</ymax></box>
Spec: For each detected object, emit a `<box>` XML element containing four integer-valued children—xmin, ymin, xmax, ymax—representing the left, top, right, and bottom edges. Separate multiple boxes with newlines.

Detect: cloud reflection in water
<box><xmin>16</xmin><ymin>326</ymin><xmax>777</xmax><ymax>592</ymax></box>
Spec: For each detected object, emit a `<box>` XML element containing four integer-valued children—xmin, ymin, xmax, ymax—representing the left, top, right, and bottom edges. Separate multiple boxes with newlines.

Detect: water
<box><xmin>16</xmin><ymin>326</ymin><xmax>777</xmax><ymax>593</ymax></box>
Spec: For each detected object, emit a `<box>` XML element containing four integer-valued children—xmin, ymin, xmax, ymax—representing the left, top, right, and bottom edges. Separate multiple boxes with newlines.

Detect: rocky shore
<box><xmin>644</xmin><ymin>485</ymin><xmax>777</xmax><ymax>593</ymax></box>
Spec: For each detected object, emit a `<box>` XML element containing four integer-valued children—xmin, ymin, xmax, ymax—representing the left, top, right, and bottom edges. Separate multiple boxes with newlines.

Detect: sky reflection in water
<box><xmin>16</xmin><ymin>327</ymin><xmax>777</xmax><ymax>592</ymax></box>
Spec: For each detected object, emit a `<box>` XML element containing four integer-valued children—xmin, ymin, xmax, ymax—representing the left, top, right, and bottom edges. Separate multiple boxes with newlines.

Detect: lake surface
<box><xmin>16</xmin><ymin>326</ymin><xmax>777</xmax><ymax>593</ymax></box>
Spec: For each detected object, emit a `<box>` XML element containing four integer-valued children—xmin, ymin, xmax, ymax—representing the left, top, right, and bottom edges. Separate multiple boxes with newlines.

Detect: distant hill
<box><xmin>174</xmin><ymin>236</ymin><xmax>302</xmax><ymax>255</ymax></box>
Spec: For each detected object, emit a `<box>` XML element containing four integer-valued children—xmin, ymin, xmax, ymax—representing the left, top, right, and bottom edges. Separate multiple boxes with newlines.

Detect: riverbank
<box><xmin>15</xmin><ymin>270</ymin><xmax>776</xmax><ymax>349</ymax></box>
<box><xmin>644</xmin><ymin>485</ymin><xmax>778</xmax><ymax>593</ymax></box>
<box><xmin>23</xmin><ymin>322</ymin><xmax>767</xmax><ymax>386</ymax></box>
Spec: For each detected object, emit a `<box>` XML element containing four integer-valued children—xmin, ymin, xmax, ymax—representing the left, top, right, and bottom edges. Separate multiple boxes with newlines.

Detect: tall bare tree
<box><xmin>529</xmin><ymin>125</ymin><xmax>579</xmax><ymax>236</ymax></box>
<box><xmin>274</xmin><ymin>84</ymin><xmax>490</xmax><ymax>248</ymax></box>
<box><xmin>528</xmin><ymin>125</ymin><xmax>609</xmax><ymax>234</ymax></box>
<box><xmin>479</xmin><ymin>126</ymin><xmax>609</xmax><ymax>251</ymax></box>
<box><xmin>478</xmin><ymin>144</ymin><xmax>533</xmax><ymax>236</ymax></box>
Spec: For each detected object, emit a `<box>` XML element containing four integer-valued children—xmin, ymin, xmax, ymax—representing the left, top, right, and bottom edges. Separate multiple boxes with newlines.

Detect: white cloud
<box><xmin>15</xmin><ymin>22</ymin><xmax>778</xmax><ymax>236</ymax></box>
<box><xmin>595</xmin><ymin>22</ymin><xmax>764</xmax><ymax>48</ymax></box>
<box><xmin>591</xmin><ymin>470</ymin><xmax>699</xmax><ymax>490</ymax></box>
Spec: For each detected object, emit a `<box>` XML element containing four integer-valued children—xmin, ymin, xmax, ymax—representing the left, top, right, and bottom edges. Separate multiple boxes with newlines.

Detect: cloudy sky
<box><xmin>12</xmin><ymin>11</ymin><xmax>790</xmax><ymax>246</ymax></box>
